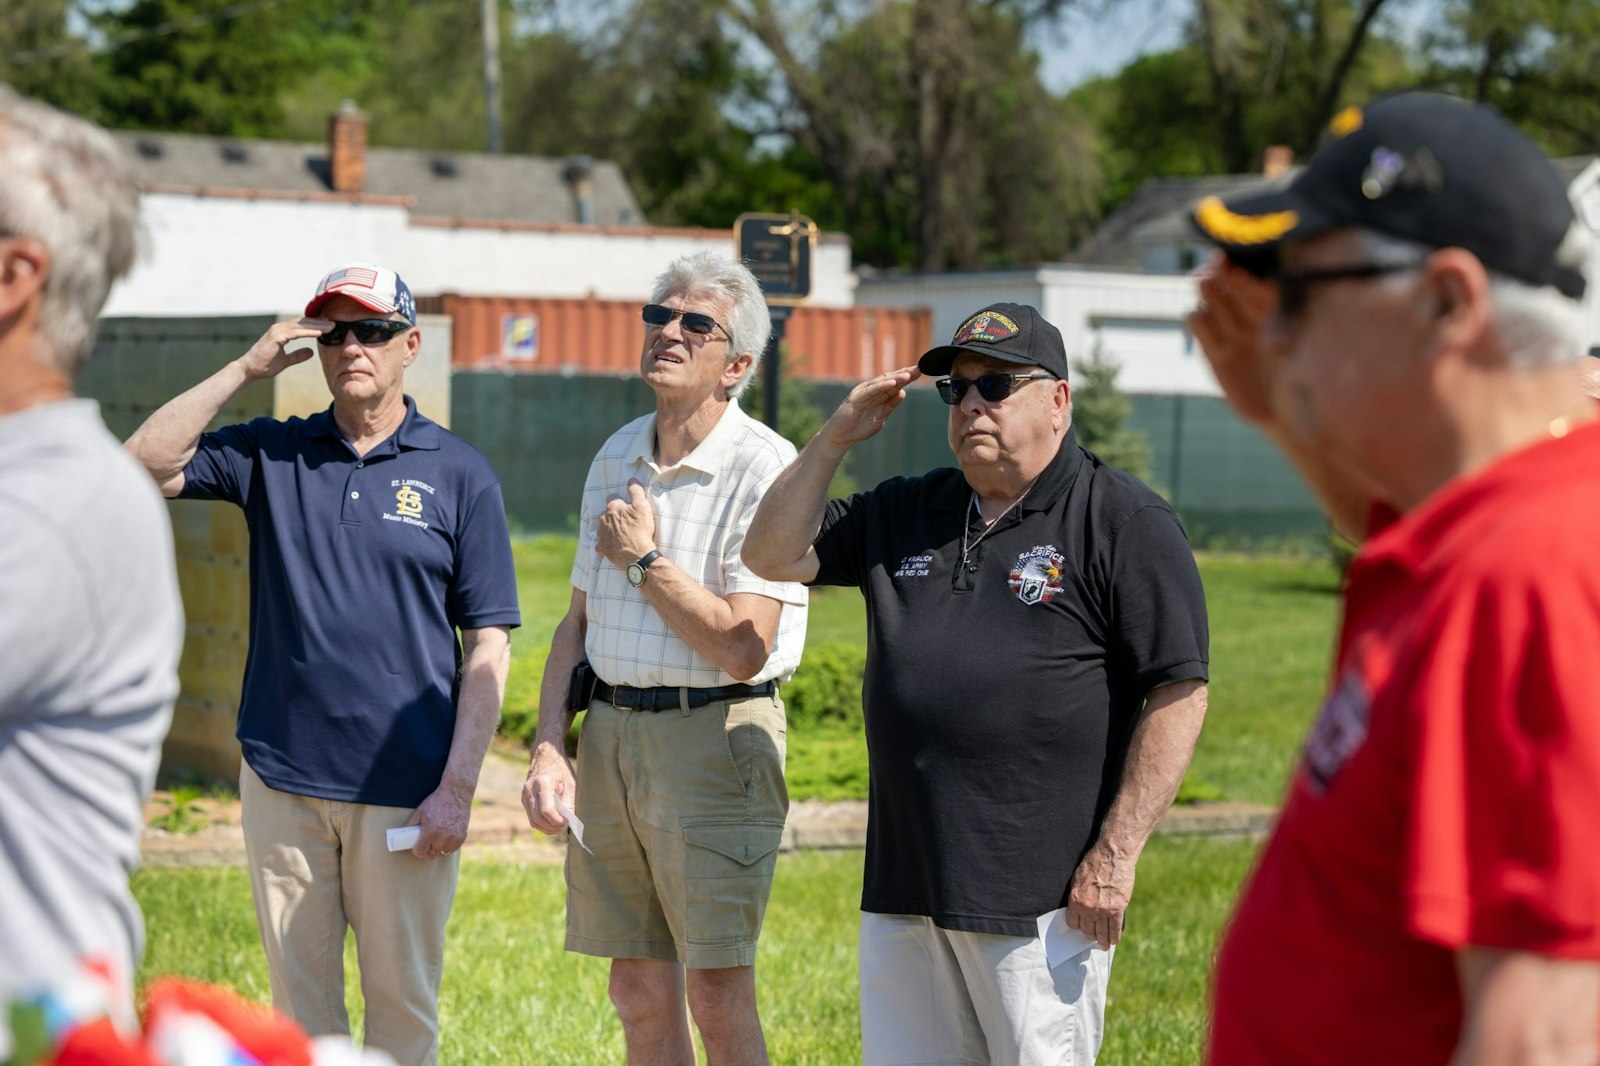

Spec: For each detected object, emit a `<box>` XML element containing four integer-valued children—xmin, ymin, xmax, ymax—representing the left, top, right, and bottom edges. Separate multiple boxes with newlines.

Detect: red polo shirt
<box><xmin>1209</xmin><ymin>420</ymin><xmax>1600</xmax><ymax>1065</ymax></box>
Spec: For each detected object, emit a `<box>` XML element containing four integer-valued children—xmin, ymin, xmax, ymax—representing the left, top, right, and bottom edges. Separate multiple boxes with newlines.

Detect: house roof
<box><xmin>1074</xmin><ymin>155</ymin><xmax>1600</xmax><ymax>267</ymax></box>
<box><xmin>111</xmin><ymin>129</ymin><xmax>646</xmax><ymax>227</ymax></box>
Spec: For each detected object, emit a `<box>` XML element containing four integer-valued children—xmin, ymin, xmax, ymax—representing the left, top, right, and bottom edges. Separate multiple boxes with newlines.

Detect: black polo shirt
<box><xmin>179</xmin><ymin>398</ymin><xmax>521</xmax><ymax>808</ymax></box>
<box><xmin>812</xmin><ymin>427</ymin><xmax>1209</xmax><ymax>936</ymax></box>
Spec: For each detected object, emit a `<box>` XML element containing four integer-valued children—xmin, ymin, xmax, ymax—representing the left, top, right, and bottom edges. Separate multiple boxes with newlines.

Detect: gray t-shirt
<box><xmin>0</xmin><ymin>399</ymin><xmax>182</xmax><ymax>1040</ymax></box>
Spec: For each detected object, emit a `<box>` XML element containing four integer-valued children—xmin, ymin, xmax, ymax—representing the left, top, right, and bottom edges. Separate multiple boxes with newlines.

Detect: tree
<box><xmin>1</xmin><ymin>0</ymin><xmax>107</xmax><ymax>118</ymax></box>
<box><xmin>1420</xmin><ymin>0</ymin><xmax>1600</xmax><ymax>155</ymax></box>
<box><xmin>1070</xmin><ymin>346</ymin><xmax>1152</xmax><ymax>481</ymax></box>
<box><xmin>726</xmin><ymin>0</ymin><xmax>1103</xmax><ymax>271</ymax></box>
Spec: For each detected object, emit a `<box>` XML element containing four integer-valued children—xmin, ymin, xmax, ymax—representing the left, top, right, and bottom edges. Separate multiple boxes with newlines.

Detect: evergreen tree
<box><xmin>1070</xmin><ymin>346</ymin><xmax>1152</xmax><ymax>482</ymax></box>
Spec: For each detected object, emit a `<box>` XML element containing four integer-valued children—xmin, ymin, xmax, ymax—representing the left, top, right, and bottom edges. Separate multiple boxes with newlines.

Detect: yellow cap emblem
<box><xmin>1193</xmin><ymin>197</ymin><xmax>1300</xmax><ymax>246</ymax></box>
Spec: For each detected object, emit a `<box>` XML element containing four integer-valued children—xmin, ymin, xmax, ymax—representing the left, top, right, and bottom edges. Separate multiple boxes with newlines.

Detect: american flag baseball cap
<box><xmin>305</xmin><ymin>263</ymin><xmax>417</xmax><ymax>323</ymax></box>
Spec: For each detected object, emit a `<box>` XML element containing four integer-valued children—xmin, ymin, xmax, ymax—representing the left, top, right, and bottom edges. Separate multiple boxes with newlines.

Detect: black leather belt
<box><xmin>594</xmin><ymin>680</ymin><xmax>777</xmax><ymax>712</ymax></box>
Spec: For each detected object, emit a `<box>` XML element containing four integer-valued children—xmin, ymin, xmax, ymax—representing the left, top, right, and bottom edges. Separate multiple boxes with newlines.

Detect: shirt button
<box><xmin>350</xmin><ymin>491</ymin><xmax>360</xmax><ymax>500</ymax></box>
<box><xmin>356</xmin><ymin>461</ymin><xmax>364</xmax><ymax>469</ymax></box>
<box><xmin>966</xmin><ymin>564</ymin><xmax>978</xmax><ymax>573</ymax></box>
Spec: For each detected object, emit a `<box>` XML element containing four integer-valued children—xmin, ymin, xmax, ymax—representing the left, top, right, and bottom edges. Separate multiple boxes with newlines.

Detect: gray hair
<box><xmin>1355</xmin><ymin>227</ymin><xmax>1590</xmax><ymax>371</ymax></box>
<box><xmin>650</xmin><ymin>251</ymin><xmax>772</xmax><ymax>398</ymax></box>
<box><xmin>0</xmin><ymin>85</ymin><xmax>140</xmax><ymax>377</ymax></box>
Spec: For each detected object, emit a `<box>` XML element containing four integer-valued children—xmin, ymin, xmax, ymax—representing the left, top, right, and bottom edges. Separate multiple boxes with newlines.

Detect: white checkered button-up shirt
<box><xmin>572</xmin><ymin>402</ymin><xmax>809</xmax><ymax>688</ymax></box>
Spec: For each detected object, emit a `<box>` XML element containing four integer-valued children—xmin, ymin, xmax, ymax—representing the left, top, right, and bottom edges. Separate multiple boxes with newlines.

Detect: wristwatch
<box><xmin>626</xmin><ymin>550</ymin><xmax>663</xmax><ymax>588</ymax></box>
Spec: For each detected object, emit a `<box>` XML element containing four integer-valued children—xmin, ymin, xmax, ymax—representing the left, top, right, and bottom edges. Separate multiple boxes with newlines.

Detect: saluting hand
<box><xmin>820</xmin><ymin>366</ymin><xmax>922</xmax><ymax>450</ymax></box>
<box><xmin>1188</xmin><ymin>254</ymin><xmax>1281</xmax><ymax>427</ymax></box>
<box><xmin>236</xmin><ymin>318</ymin><xmax>331</xmax><ymax>381</ymax></box>
<box><xmin>597</xmin><ymin>479</ymin><xmax>658</xmax><ymax>569</ymax></box>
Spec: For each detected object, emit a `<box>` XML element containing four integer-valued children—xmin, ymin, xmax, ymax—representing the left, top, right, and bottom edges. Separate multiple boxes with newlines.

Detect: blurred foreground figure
<box><xmin>1191</xmin><ymin>92</ymin><xmax>1600</xmax><ymax>1065</ymax></box>
<box><xmin>0</xmin><ymin>85</ymin><xmax>182</xmax><ymax>1058</ymax></box>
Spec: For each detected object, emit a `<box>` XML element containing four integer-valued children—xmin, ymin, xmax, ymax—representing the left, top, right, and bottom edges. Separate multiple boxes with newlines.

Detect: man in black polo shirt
<box><xmin>744</xmin><ymin>303</ymin><xmax>1209</xmax><ymax>1064</ymax></box>
<box><xmin>127</xmin><ymin>265</ymin><xmax>520</xmax><ymax>1066</ymax></box>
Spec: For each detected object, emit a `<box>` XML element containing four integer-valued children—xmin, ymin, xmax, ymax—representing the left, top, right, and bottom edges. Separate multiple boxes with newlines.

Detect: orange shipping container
<box><xmin>416</xmin><ymin>294</ymin><xmax>930</xmax><ymax>382</ymax></box>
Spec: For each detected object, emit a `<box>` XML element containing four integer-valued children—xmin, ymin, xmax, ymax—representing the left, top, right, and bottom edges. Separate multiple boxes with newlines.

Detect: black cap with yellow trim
<box><xmin>1189</xmin><ymin>92</ymin><xmax>1586</xmax><ymax>299</ymax></box>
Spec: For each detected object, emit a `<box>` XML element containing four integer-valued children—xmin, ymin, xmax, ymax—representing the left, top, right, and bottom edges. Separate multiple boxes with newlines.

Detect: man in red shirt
<box><xmin>1189</xmin><ymin>92</ymin><xmax>1600</xmax><ymax>1064</ymax></box>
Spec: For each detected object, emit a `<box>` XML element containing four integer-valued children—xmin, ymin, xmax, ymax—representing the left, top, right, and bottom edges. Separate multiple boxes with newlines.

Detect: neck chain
<box><xmin>961</xmin><ymin>485</ymin><xmax>1032</xmax><ymax>567</ymax></box>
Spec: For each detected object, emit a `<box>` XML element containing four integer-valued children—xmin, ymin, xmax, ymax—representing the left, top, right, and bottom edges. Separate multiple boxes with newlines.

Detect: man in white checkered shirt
<box><xmin>522</xmin><ymin>251</ymin><xmax>808</xmax><ymax>1065</ymax></box>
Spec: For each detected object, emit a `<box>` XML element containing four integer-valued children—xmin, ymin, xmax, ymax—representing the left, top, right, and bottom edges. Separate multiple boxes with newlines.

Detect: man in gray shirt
<box><xmin>0</xmin><ymin>86</ymin><xmax>183</xmax><ymax>1053</ymax></box>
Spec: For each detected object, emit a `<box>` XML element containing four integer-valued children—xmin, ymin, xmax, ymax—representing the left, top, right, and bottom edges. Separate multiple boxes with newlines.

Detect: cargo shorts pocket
<box><xmin>679</xmin><ymin>819</ymin><xmax>786</xmax><ymax>946</ymax></box>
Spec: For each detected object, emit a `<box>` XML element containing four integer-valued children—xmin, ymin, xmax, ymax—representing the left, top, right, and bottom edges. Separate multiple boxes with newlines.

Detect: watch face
<box><xmin>626</xmin><ymin>562</ymin><xmax>645</xmax><ymax>587</ymax></box>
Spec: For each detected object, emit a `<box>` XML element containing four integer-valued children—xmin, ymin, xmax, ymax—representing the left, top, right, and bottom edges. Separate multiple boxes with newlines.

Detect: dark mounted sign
<box><xmin>734</xmin><ymin>212</ymin><xmax>818</xmax><ymax>306</ymax></box>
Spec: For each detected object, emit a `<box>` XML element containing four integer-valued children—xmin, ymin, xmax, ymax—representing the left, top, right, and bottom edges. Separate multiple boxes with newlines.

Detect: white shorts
<box><xmin>859</xmin><ymin>912</ymin><xmax>1115</xmax><ymax>1066</ymax></box>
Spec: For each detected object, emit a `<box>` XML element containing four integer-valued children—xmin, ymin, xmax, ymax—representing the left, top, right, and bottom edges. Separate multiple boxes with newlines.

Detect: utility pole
<box><xmin>481</xmin><ymin>0</ymin><xmax>503</xmax><ymax>154</ymax></box>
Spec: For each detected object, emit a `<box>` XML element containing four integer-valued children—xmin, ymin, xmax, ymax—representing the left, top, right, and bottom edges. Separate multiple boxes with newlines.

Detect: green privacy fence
<box><xmin>76</xmin><ymin>318</ymin><xmax>1325</xmax><ymax>548</ymax></box>
<box><xmin>451</xmin><ymin>370</ymin><xmax>1326</xmax><ymax>547</ymax></box>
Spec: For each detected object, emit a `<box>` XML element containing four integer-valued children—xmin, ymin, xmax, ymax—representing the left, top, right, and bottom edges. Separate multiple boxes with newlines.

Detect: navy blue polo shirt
<box><xmin>180</xmin><ymin>398</ymin><xmax>521</xmax><ymax>808</ymax></box>
<box><xmin>811</xmin><ymin>427</ymin><xmax>1209</xmax><ymax>936</ymax></box>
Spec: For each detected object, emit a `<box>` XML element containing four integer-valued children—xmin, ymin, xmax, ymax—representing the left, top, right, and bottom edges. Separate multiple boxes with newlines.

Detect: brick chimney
<box><xmin>1261</xmin><ymin>144</ymin><xmax>1293</xmax><ymax>179</ymax></box>
<box><xmin>562</xmin><ymin>156</ymin><xmax>596</xmax><ymax>225</ymax></box>
<box><xmin>329</xmin><ymin>100</ymin><xmax>367</xmax><ymax>194</ymax></box>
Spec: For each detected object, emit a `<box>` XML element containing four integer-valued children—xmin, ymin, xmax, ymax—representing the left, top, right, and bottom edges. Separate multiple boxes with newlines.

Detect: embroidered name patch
<box><xmin>894</xmin><ymin>554</ymin><xmax>934</xmax><ymax>578</ymax></box>
<box><xmin>1008</xmin><ymin>545</ymin><xmax>1065</xmax><ymax>605</ymax></box>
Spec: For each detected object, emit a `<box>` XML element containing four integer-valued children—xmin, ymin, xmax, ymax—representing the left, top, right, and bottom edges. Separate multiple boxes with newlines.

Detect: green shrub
<box><xmin>781</xmin><ymin>642</ymin><xmax>866</xmax><ymax>729</ymax></box>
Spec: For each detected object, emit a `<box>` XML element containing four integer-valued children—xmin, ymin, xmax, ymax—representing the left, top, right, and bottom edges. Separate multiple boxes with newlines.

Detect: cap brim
<box><xmin>305</xmin><ymin>289</ymin><xmax>397</xmax><ymax>319</ymax></box>
<box><xmin>1190</xmin><ymin>186</ymin><xmax>1341</xmax><ymax>275</ymax></box>
<box><xmin>917</xmin><ymin>344</ymin><xmax>1039</xmax><ymax>376</ymax></box>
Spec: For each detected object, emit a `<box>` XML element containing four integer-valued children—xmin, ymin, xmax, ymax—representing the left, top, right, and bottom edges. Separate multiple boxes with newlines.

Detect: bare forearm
<box><xmin>438</xmin><ymin>628</ymin><xmax>511</xmax><ymax>800</ymax></box>
<box><xmin>640</xmin><ymin>563</ymin><xmax>775</xmax><ymax>680</ymax></box>
<box><xmin>533</xmin><ymin>613</ymin><xmax>585</xmax><ymax>755</ymax></box>
<box><xmin>743</xmin><ymin>433</ymin><xmax>849</xmax><ymax>580</ymax></box>
<box><xmin>125</xmin><ymin>357</ymin><xmax>254</xmax><ymax>488</ymax></box>
<box><xmin>1454</xmin><ymin>950</ymin><xmax>1600</xmax><ymax>1066</ymax></box>
<box><xmin>1094</xmin><ymin>680</ymin><xmax>1209</xmax><ymax>859</ymax></box>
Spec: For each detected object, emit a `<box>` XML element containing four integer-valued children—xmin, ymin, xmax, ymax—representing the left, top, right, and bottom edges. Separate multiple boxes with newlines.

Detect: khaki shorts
<box><xmin>565</xmin><ymin>693</ymin><xmax>788</xmax><ymax>969</ymax></box>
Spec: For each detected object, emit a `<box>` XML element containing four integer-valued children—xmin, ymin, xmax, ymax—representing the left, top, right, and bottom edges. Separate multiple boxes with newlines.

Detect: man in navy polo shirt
<box><xmin>744</xmin><ymin>304</ymin><xmax>1210</xmax><ymax>1064</ymax></box>
<box><xmin>127</xmin><ymin>264</ymin><xmax>520</xmax><ymax>1066</ymax></box>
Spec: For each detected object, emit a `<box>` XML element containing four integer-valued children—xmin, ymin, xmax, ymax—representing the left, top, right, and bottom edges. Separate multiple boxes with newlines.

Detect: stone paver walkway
<box><xmin>142</xmin><ymin>751</ymin><xmax>1274</xmax><ymax>868</ymax></box>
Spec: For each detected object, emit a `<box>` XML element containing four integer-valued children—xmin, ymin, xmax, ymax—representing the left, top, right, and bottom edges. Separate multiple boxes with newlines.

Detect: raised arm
<box><xmin>742</xmin><ymin>365</ymin><xmax>922</xmax><ymax>583</ymax></box>
<box><xmin>125</xmin><ymin>318</ymin><xmax>328</xmax><ymax>496</ymax></box>
<box><xmin>1067</xmin><ymin>678</ymin><xmax>1209</xmax><ymax>949</ymax></box>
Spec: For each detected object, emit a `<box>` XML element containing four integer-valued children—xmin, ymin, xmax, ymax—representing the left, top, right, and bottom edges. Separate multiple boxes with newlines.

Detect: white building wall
<box><xmin>105</xmin><ymin>193</ymin><xmax>857</xmax><ymax>318</ymax></box>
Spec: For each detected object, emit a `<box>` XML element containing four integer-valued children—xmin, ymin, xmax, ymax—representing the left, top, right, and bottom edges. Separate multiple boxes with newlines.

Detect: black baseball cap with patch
<box><xmin>917</xmin><ymin>302</ymin><xmax>1070</xmax><ymax>379</ymax></box>
<box><xmin>1189</xmin><ymin>92</ymin><xmax>1586</xmax><ymax>299</ymax></box>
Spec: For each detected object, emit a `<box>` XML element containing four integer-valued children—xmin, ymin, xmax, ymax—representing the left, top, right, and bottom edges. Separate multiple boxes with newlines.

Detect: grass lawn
<box><xmin>503</xmin><ymin>537</ymin><xmax>1342</xmax><ymax>806</ymax></box>
<box><xmin>134</xmin><ymin>836</ymin><xmax>1259</xmax><ymax>1063</ymax></box>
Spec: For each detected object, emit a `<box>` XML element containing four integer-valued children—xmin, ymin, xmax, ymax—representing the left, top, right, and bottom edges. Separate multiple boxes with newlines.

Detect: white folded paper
<box><xmin>1035</xmin><ymin>908</ymin><xmax>1099</xmax><ymax>969</ymax></box>
<box><xmin>386</xmin><ymin>825</ymin><xmax>422</xmax><ymax>853</ymax></box>
<box><xmin>553</xmin><ymin>796</ymin><xmax>593</xmax><ymax>854</ymax></box>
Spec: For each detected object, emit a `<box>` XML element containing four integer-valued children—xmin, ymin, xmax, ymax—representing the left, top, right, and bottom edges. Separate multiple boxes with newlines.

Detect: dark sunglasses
<box><xmin>936</xmin><ymin>372</ymin><xmax>1055</xmax><ymax>405</ymax></box>
<box><xmin>1272</xmin><ymin>261</ymin><xmax>1421</xmax><ymax>318</ymax></box>
<box><xmin>641</xmin><ymin>303</ymin><xmax>728</xmax><ymax>339</ymax></box>
<box><xmin>317</xmin><ymin>318</ymin><xmax>413</xmax><ymax>346</ymax></box>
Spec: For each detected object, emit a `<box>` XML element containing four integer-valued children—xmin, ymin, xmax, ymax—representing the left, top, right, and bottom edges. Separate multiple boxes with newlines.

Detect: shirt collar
<box><xmin>1357</xmin><ymin>416</ymin><xmax>1600</xmax><ymax>577</ymax></box>
<box><xmin>630</xmin><ymin>401</ymin><xmax>751</xmax><ymax>474</ymax></box>
<box><xmin>931</xmin><ymin>425</ymin><xmax>1085</xmax><ymax>513</ymax></box>
<box><xmin>304</xmin><ymin>396</ymin><xmax>441</xmax><ymax>451</ymax></box>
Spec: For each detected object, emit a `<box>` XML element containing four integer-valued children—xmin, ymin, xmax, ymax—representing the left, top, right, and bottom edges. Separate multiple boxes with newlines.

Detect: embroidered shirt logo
<box><xmin>395</xmin><ymin>486</ymin><xmax>425</xmax><ymax>519</ymax></box>
<box><xmin>383</xmin><ymin>478</ymin><xmax>436</xmax><ymax>530</ymax></box>
<box><xmin>952</xmin><ymin>310</ymin><xmax>1020</xmax><ymax>346</ymax></box>
<box><xmin>1008</xmin><ymin>545</ymin><xmax>1065</xmax><ymax>605</ymax></box>
<box><xmin>1303</xmin><ymin>668</ymin><xmax>1370</xmax><ymax>792</ymax></box>
<box><xmin>894</xmin><ymin>554</ymin><xmax>934</xmax><ymax>578</ymax></box>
